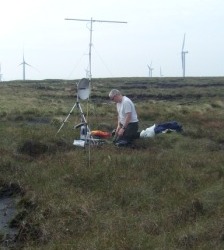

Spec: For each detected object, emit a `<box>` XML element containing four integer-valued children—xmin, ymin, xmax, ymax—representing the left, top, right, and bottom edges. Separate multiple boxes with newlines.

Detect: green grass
<box><xmin>0</xmin><ymin>77</ymin><xmax>224</xmax><ymax>249</ymax></box>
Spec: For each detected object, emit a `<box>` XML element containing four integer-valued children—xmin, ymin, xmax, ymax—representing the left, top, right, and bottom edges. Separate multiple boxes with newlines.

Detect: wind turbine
<box><xmin>147</xmin><ymin>62</ymin><xmax>153</xmax><ymax>77</ymax></box>
<box><xmin>0</xmin><ymin>63</ymin><xmax>3</xmax><ymax>81</ymax></box>
<box><xmin>181</xmin><ymin>33</ymin><xmax>188</xmax><ymax>77</ymax></box>
<box><xmin>160</xmin><ymin>66</ymin><xmax>163</xmax><ymax>77</ymax></box>
<box><xmin>19</xmin><ymin>52</ymin><xmax>32</xmax><ymax>81</ymax></box>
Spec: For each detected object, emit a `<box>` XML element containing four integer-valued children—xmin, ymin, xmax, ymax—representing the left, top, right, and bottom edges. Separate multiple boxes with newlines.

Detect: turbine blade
<box><xmin>25</xmin><ymin>62</ymin><xmax>32</xmax><ymax>67</ymax></box>
<box><xmin>182</xmin><ymin>33</ymin><xmax>186</xmax><ymax>51</ymax></box>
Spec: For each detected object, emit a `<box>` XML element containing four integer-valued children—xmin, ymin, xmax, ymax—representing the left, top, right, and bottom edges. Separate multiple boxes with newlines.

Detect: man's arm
<box><xmin>118</xmin><ymin>112</ymin><xmax>131</xmax><ymax>136</ymax></box>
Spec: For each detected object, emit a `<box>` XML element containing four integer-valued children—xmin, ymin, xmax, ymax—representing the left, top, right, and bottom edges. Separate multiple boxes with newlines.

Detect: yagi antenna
<box><xmin>65</xmin><ymin>17</ymin><xmax>127</xmax><ymax>82</ymax></box>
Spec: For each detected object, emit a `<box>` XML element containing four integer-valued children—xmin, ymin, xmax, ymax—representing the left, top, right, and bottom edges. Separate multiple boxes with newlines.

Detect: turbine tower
<box><xmin>160</xmin><ymin>66</ymin><xmax>163</xmax><ymax>77</ymax></box>
<box><xmin>0</xmin><ymin>64</ymin><xmax>3</xmax><ymax>81</ymax></box>
<box><xmin>147</xmin><ymin>62</ymin><xmax>153</xmax><ymax>77</ymax></box>
<box><xmin>19</xmin><ymin>52</ymin><xmax>32</xmax><ymax>81</ymax></box>
<box><xmin>181</xmin><ymin>33</ymin><xmax>188</xmax><ymax>77</ymax></box>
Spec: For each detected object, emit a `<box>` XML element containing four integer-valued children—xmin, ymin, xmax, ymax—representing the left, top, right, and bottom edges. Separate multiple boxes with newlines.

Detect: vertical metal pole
<box><xmin>89</xmin><ymin>18</ymin><xmax>93</xmax><ymax>81</ymax></box>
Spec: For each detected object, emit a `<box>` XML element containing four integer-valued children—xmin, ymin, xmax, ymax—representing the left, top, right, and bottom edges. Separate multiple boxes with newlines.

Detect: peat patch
<box><xmin>17</xmin><ymin>139</ymin><xmax>74</xmax><ymax>157</ymax></box>
<box><xmin>18</xmin><ymin>140</ymin><xmax>49</xmax><ymax>157</ymax></box>
<box><xmin>0</xmin><ymin>182</ymin><xmax>45</xmax><ymax>249</ymax></box>
<box><xmin>0</xmin><ymin>183</ymin><xmax>24</xmax><ymax>248</ymax></box>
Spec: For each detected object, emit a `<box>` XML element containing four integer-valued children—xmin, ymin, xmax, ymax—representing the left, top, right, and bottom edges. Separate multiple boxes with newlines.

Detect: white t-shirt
<box><xmin>117</xmin><ymin>96</ymin><xmax>138</xmax><ymax>124</ymax></box>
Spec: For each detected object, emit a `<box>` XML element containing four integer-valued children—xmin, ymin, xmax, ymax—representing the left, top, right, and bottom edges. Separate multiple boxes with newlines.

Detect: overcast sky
<box><xmin>0</xmin><ymin>0</ymin><xmax>224</xmax><ymax>81</ymax></box>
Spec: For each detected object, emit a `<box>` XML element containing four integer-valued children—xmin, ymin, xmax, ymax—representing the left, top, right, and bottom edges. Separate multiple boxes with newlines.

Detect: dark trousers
<box><xmin>117</xmin><ymin>122</ymin><xmax>139</xmax><ymax>143</ymax></box>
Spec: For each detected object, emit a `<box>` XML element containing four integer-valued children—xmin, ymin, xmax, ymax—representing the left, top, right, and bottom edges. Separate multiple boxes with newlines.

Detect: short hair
<box><xmin>109</xmin><ymin>89</ymin><xmax>121</xmax><ymax>99</ymax></box>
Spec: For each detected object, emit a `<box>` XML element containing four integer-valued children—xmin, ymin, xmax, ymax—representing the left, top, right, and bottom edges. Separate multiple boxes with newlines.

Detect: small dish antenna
<box><xmin>77</xmin><ymin>78</ymin><xmax>90</xmax><ymax>100</ymax></box>
<box><xmin>56</xmin><ymin>78</ymin><xmax>90</xmax><ymax>134</ymax></box>
<box><xmin>56</xmin><ymin>78</ymin><xmax>102</xmax><ymax>147</ymax></box>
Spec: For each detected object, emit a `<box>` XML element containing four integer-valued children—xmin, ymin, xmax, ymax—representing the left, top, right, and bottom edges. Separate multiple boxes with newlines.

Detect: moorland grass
<box><xmin>0</xmin><ymin>77</ymin><xmax>224</xmax><ymax>249</ymax></box>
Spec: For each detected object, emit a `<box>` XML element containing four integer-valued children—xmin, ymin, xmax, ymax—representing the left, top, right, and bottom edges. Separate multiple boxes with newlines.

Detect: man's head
<box><xmin>109</xmin><ymin>89</ymin><xmax>122</xmax><ymax>102</ymax></box>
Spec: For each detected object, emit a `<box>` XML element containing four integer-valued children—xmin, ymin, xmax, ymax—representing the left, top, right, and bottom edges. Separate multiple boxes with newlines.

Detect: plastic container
<box><xmin>73</xmin><ymin>140</ymin><xmax>85</xmax><ymax>147</ymax></box>
<box><xmin>80</xmin><ymin>125</ymin><xmax>87</xmax><ymax>140</ymax></box>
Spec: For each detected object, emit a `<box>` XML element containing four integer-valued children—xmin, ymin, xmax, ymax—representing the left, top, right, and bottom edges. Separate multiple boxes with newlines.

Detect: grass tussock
<box><xmin>0</xmin><ymin>77</ymin><xmax>224</xmax><ymax>249</ymax></box>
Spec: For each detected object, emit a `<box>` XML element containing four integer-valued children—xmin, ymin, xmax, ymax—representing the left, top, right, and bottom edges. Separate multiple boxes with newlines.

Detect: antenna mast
<box><xmin>65</xmin><ymin>17</ymin><xmax>127</xmax><ymax>82</ymax></box>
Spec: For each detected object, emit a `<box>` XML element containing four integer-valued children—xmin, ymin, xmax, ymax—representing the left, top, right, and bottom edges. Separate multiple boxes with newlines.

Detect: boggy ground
<box><xmin>0</xmin><ymin>77</ymin><xmax>224</xmax><ymax>249</ymax></box>
<box><xmin>0</xmin><ymin>182</ymin><xmax>27</xmax><ymax>249</ymax></box>
<box><xmin>0</xmin><ymin>181</ymin><xmax>50</xmax><ymax>249</ymax></box>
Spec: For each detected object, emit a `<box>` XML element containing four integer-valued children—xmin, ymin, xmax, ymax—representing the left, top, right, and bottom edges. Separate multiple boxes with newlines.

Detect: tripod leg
<box><xmin>56</xmin><ymin>103</ymin><xmax>77</xmax><ymax>134</ymax></box>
